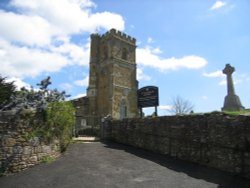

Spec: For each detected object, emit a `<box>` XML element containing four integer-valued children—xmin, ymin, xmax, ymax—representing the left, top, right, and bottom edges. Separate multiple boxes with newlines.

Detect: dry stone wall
<box><xmin>104</xmin><ymin>113</ymin><xmax>250</xmax><ymax>179</ymax></box>
<box><xmin>0</xmin><ymin>110</ymin><xmax>60</xmax><ymax>174</ymax></box>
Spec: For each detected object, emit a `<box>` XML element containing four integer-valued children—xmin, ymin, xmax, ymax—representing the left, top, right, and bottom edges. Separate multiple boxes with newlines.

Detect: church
<box><xmin>73</xmin><ymin>29</ymin><xmax>139</xmax><ymax>133</ymax></box>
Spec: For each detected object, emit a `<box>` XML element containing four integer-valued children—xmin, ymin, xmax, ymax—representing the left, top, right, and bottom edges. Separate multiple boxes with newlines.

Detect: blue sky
<box><xmin>0</xmin><ymin>0</ymin><xmax>249</xmax><ymax>115</ymax></box>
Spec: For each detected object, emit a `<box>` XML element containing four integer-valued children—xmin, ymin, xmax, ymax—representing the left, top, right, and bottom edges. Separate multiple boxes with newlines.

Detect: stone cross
<box><xmin>222</xmin><ymin>64</ymin><xmax>245</xmax><ymax>111</ymax></box>
<box><xmin>223</xmin><ymin>64</ymin><xmax>235</xmax><ymax>96</ymax></box>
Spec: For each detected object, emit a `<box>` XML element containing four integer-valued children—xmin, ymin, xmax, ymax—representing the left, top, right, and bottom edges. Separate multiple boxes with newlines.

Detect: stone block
<box><xmin>4</xmin><ymin>147</ymin><xmax>13</xmax><ymax>154</ymax></box>
<box><xmin>34</xmin><ymin>146</ymin><xmax>42</xmax><ymax>153</ymax></box>
<box><xmin>208</xmin><ymin>147</ymin><xmax>242</xmax><ymax>173</ymax></box>
<box><xmin>3</xmin><ymin>137</ymin><xmax>16</xmax><ymax>147</ymax></box>
<box><xmin>23</xmin><ymin>146</ymin><xmax>32</xmax><ymax>155</ymax></box>
<box><xmin>37</xmin><ymin>153</ymin><xmax>46</xmax><ymax>160</ymax></box>
<box><xmin>42</xmin><ymin>145</ymin><xmax>52</xmax><ymax>154</ymax></box>
<box><xmin>13</xmin><ymin>146</ymin><xmax>23</xmax><ymax>154</ymax></box>
<box><xmin>29</xmin><ymin>156</ymin><xmax>38</xmax><ymax>163</ymax></box>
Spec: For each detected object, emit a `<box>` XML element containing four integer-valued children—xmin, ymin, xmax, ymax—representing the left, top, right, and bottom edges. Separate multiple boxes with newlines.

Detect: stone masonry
<box><xmin>0</xmin><ymin>110</ymin><xmax>60</xmax><ymax>174</ymax></box>
<box><xmin>73</xmin><ymin>29</ymin><xmax>139</xmax><ymax>130</ymax></box>
<box><xmin>104</xmin><ymin>113</ymin><xmax>250</xmax><ymax>179</ymax></box>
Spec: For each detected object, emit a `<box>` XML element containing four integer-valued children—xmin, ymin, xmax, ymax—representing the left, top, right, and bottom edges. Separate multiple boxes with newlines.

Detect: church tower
<box><xmin>86</xmin><ymin>29</ymin><xmax>138</xmax><ymax>127</ymax></box>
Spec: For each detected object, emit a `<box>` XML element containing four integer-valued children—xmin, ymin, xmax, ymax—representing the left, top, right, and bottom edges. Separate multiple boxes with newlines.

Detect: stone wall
<box><xmin>104</xmin><ymin>113</ymin><xmax>250</xmax><ymax>179</ymax></box>
<box><xmin>0</xmin><ymin>110</ymin><xmax>60</xmax><ymax>174</ymax></box>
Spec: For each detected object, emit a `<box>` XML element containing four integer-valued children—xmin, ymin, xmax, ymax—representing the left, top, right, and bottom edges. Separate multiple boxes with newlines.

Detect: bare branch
<box><xmin>168</xmin><ymin>96</ymin><xmax>194</xmax><ymax>115</ymax></box>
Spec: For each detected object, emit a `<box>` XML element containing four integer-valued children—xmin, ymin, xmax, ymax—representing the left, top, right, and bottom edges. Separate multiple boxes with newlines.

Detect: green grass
<box><xmin>223</xmin><ymin>109</ymin><xmax>250</xmax><ymax>116</ymax></box>
<box><xmin>186</xmin><ymin>109</ymin><xmax>250</xmax><ymax>116</ymax></box>
<box><xmin>40</xmin><ymin>155</ymin><xmax>55</xmax><ymax>164</ymax></box>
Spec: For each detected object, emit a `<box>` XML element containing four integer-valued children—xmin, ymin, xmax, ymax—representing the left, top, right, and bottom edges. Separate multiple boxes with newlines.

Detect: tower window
<box><xmin>122</xmin><ymin>48</ymin><xmax>128</xmax><ymax>60</ymax></box>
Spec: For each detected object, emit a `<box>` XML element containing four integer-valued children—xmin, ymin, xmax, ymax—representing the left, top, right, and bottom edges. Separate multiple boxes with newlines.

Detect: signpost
<box><xmin>138</xmin><ymin>86</ymin><xmax>159</xmax><ymax>117</ymax></box>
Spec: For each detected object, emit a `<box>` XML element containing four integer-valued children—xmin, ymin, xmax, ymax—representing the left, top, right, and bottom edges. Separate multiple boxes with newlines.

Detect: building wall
<box><xmin>72</xmin><ymin>97</ymin><xmax>90</xmax><ymax>134</ymax></box>
<box><xmin>103</xmin><ymin>113</ymin><xmax>250</xmax><ymax>179</ymax></box>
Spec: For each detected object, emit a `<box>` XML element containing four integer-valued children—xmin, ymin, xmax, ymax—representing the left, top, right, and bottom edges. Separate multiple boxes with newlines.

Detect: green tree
<box><xmin>0</xmin><ymin>76</ymin><xmax>16</xmax><ymax>105</ymax></box>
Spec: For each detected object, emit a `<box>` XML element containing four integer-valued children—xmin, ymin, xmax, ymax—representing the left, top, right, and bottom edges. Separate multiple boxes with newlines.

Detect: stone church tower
<box><xmin>86</xmin><ymin>29</ymin><xmax>138</xmax><ymax>127</ymax></box>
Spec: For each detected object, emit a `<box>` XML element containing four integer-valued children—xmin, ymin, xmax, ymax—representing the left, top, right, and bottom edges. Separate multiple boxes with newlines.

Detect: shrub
<box><xmin>45</xmin><ymin>101</ymin><xmax>75</xmax><ymax>152</ymax></box>
<box><xmin>1</xmin><ymin>76</ymin><xmax>75</xmax><ymax>152</ymax></box>
<box><xmin>0</xmin><ymin>76</ymin><xmax>16</xmax><ymax>106</ymax></box>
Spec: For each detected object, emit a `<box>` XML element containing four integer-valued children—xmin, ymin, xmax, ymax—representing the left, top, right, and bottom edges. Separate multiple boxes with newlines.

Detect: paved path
<box><xmin>73</xmin><ymin>136</ymin><xmax>100</xmax><ymax>142</ymax></box>
<box><xmin>0</xmin><ymin>142</ymin><xmax>249</xmax><ymax>188</ymax></box>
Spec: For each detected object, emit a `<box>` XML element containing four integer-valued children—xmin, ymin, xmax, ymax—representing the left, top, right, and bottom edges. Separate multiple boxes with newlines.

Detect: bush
<box><xmin>0</xmin><ymin>76</ymin><xmax>16</xmax><ymax>106</ymax></box>
<box><xmin>45</xmin><ymin>101</ymin><xmax>75</xmax><ymax>152</ymax></box>
<box><xmin>1</xmin><ymin>76</ymin><xmax>75</xmax><ymax>152</ymax></box>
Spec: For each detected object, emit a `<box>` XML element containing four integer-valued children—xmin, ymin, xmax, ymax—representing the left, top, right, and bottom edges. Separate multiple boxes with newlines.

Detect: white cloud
<box><xmin>69</xmin><ymin>93</ymin><xmax>87</xmax><ymax>100</ymax></box>
<box><xmin>219</xmin><ymin>78</ymin><xmax>242</xmax><ymax>86</ymax></box>
<box><xmin>203</xmin><ymin>70</ymin><xmax>246</xmax><ymax>86</ymax></box>
<box><xmin>9</xmin><ymin>0</ymin><xmax>123</xmax><ymax>39</ymax></box>
<box><xmin>0</xmin><ymin>38</ymin><xmax>69</xmax><ymax>78</ymax></box>
<box><xmin>74</xmin><ymin>76</ymin><xmax>89</xmax><ymax>86</ymax></box>
<box><xmin>0</xmin><ymin>10</ymin><xmax>52</xmax><ymax>46</ymax></box>
<box><xmin>210</xmin><ymin>1</ymin><xmax>227</xmax><ymax>10</ymax></box>
<box><xmin>51</xmin><ymin>40</ymin><xmax>90</xmax><ymax>66</ymax></box>
<box><xmin>0</xmin><ymin>0</ymin><xmax>125</xmax><ymax>79</ymax></box>
<box><xmin>136</xmin><ymin>46</ymin><xmax>207</xmax><ymax>71</ymax></box>
<box><xmin>89</xmin><ymin>12</ymin><xmax>124</xmax><ymax>32</ymax></box>
<box><xmin>6</xmin><ymin>77</ymin><xmax>32</xmax><ymax>90</ymax></box>
<box><xmin>137</xmin><ymin>68</ymin><xmax>151</xmax><ymax>81</ymax></box>
<box><xmin>159</xmin><ymin>105</ymin><xmax>173</xmax><ymax>111</ymax></box>
<box><xmin>152</xmin><ymin>47</ymin><xmax>162</xmax><ymax>54</ymax></box>
<box><xmin>203</xmin><ymin>70</ymin><xmax>224</xmax><ymax>77</ymax></box>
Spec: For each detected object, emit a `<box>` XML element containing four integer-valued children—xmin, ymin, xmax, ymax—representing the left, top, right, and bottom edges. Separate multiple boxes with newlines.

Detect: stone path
<box><xmin>73</xmin><ymin>136</ymin><xmax>100</xmax><ymax>142</ymax></box>
<box><xmin>0</xmin><ymin>142</ymin><xmax>249</xmax><ymax>188</ymax></box>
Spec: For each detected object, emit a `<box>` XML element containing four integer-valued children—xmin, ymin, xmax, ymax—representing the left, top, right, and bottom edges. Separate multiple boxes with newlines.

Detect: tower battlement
<box><xmin>91</xmin><ymin>29</ymin><xmax>136</xmax><ymax>45</ymax></box>
<box><xmin>90</xmin><ymin>33</ymin><xmax>101</xmax><ymax>39</ymax></box>
<box><xmin>102</xmin><ymin>28</ymin><xmax>136</xmax><ymax>44</ymax></box>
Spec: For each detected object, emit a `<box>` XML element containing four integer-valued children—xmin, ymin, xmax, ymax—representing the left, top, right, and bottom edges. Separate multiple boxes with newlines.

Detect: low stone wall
<box><xmin>0</xmin><ymin>110</ymin><xmax>60</xmax><ymax>174</ymax></box>
<box><xmin>105</xmin><ymin>113</ymin><xmax>250</xmax><ymax>179</ymax></box>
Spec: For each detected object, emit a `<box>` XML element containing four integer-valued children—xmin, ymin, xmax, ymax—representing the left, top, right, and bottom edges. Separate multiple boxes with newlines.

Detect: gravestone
<box><xmin>222</xmin><ymin>64</ymin><xmax>245</xmax><ymax>111</ymax></box>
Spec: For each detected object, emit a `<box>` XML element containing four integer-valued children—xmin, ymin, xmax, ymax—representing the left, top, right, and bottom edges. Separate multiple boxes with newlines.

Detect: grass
<box><xmin>40</xmin><ymin>155</ymin><xmax>55</xmax><ymax>164</ymax></box>
<box><xmin>223</xmin><ymin>109</ymin><xmax>250</xmax><ymax>116</ymax></box>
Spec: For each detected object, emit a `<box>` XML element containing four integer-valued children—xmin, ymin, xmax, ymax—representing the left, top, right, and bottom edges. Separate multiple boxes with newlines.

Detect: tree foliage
<box><xmin>0</xmin><ymin>76</ymin><xmax>16</xmax><ymax>105</ymax></box>
<box><xmin>0</xmin><ymin>76</ymin><xmax>69</xmax><ymax>112</ymax></box>
<box><xmin>1</xmin><ymin>76</ymin><xmax>75</xmax><ymax>152</ymax></box>
<box><xmin>169</xmin><ymin>96</ymin><xmax>194</xmax><ymax>115</ymax></box>
<box><xmin>45</xmin><ymin>102</ymin><xmax>75</xmax><ymax>151</ymax></box>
